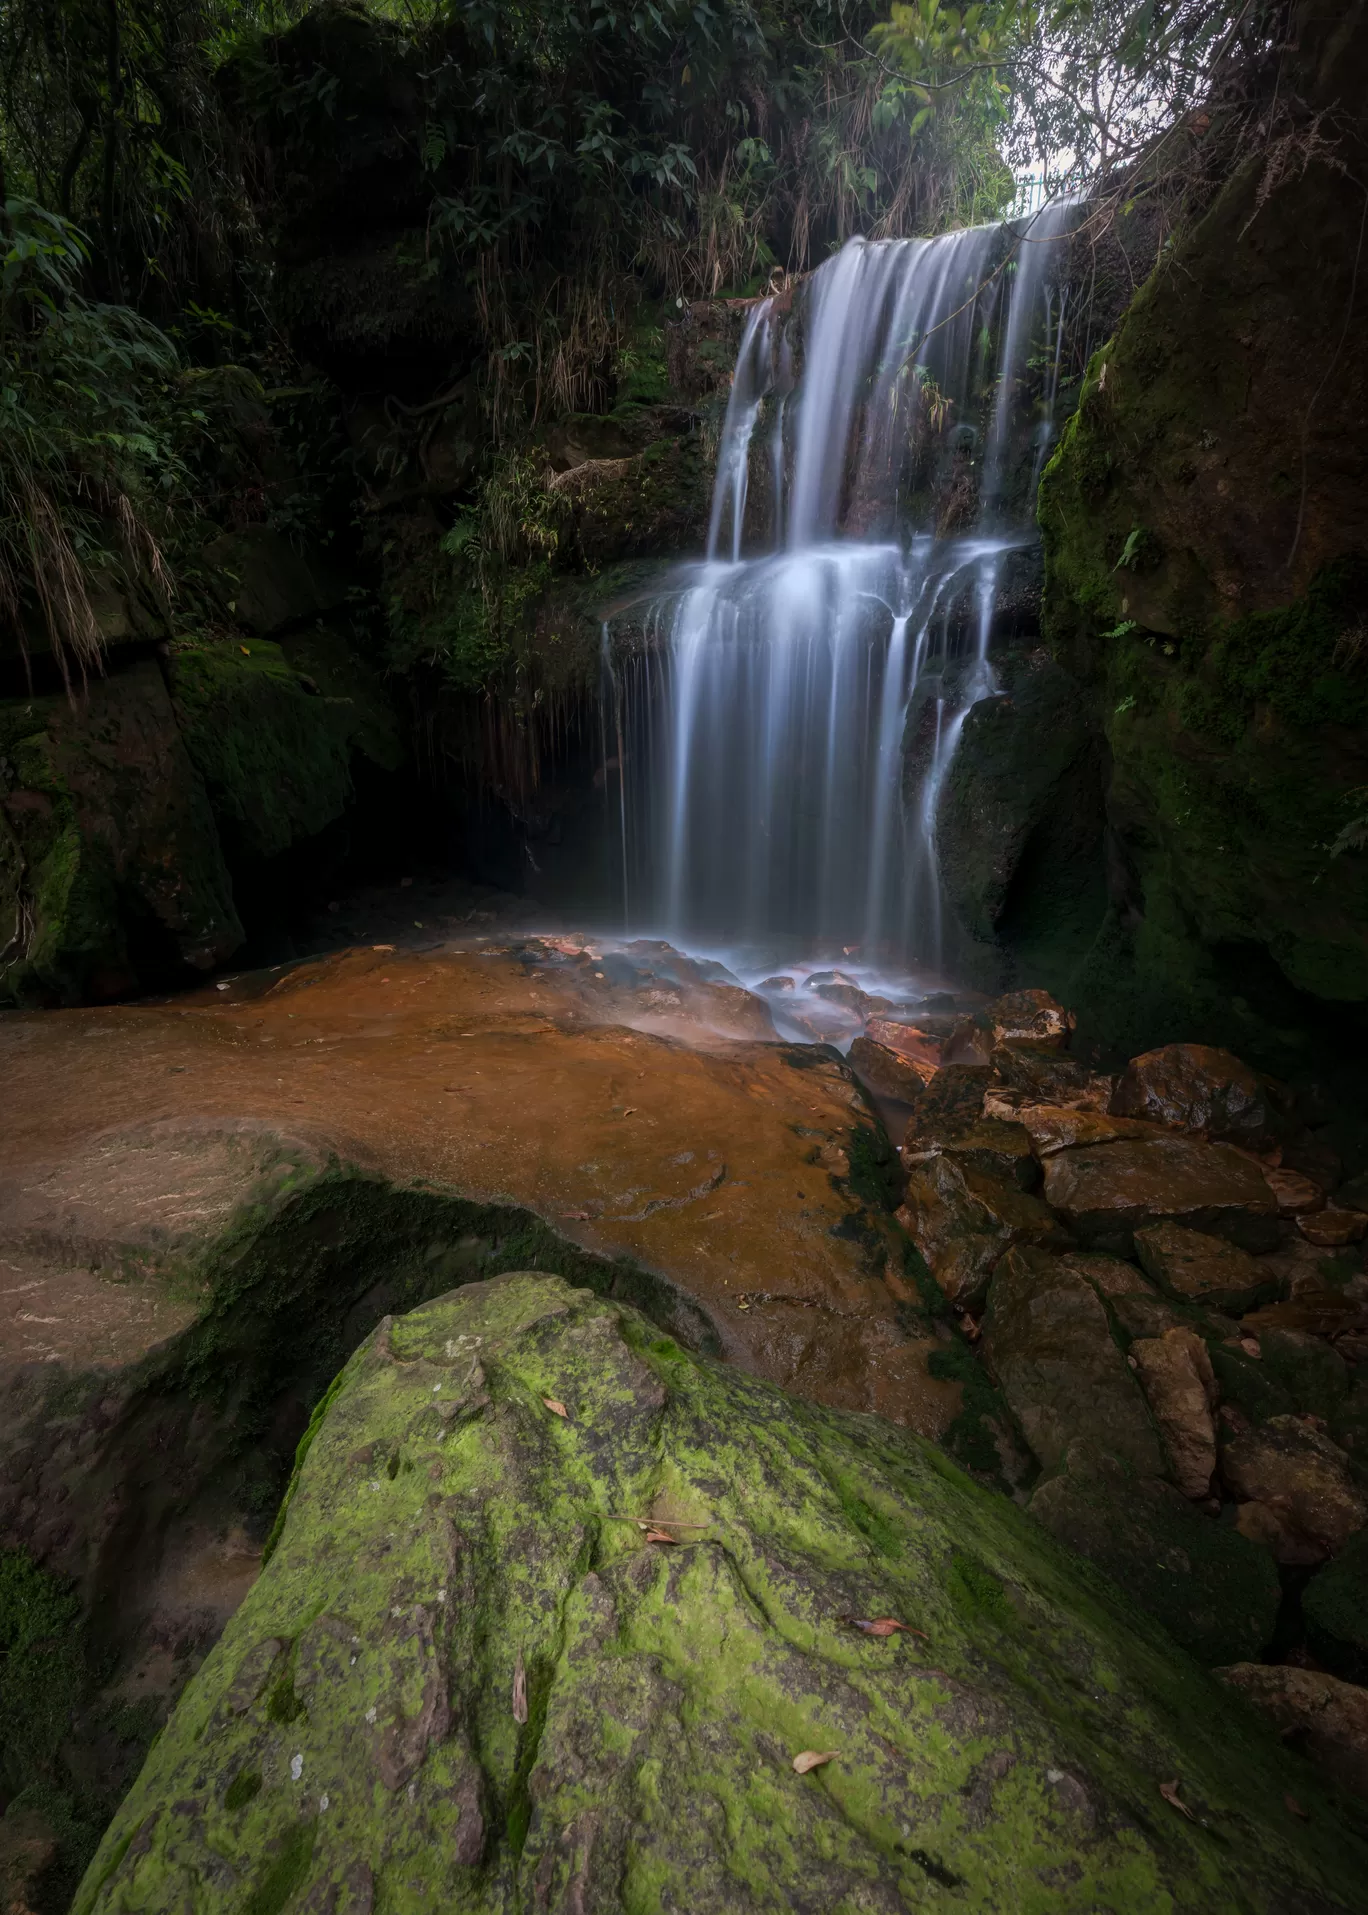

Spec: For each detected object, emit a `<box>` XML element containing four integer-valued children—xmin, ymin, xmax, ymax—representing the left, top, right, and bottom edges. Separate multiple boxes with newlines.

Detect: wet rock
<box><xmin>1299</xmin><ymin>1206</ymin><xmax>1368</xmax><ymax>1248</ymax></box>
<box><xmin>896</xmin><ymin>1160</ymin><xmax>1063</xmax><ymax>1308</ymax></box>
<box><xmin>1042</xmin><ymin>1137</ymin><xmax>1280</xmax><ymax>1255</ymax></box>
<box><xmin>982</xmin><ymin>1246</ymin><xmax>1162</xmax><ymax>1477</ymax></box>
<box><xmin>1109</xmin><ymin>1044</ymin><xmax>1271</xmax><ymax>1148</ymax></box>
<box><xmin>1263</xmin><ymin>1167</ymin><xmax>1326</xmax><ymax>1217</ymax></box>
<box><xmin>1221</xmin><ymin>1415</ymin><xmax>1368</xmax><ymax>1564</ymax></box>
<box><xmin>72</xmin><ymin>1273</ymin><xmax>1364</xmax><ymax>1914</ymax></box>
<box><xmin>1027</xmin><ymin>1458</ymin><xmax>1280</xmax><ymax>1666</ymax></box>
<box><xmin>757</xmin><ymin>974</ymin><xmax>794</xmax><ymax>992</ymax></box>
<box><xmin>942</xmin><ymin>991</ymin><xmax>1076</xmax><ymax>1069</ymax></box>
<box><xmin>1304</xmin><ymin>1530</ymin><xmax>1368</xmax><ymax>1685</ymax></box>
<box><xmin>983</xmin><ymin>989</ymin><xmax>1077</xmax><ymax>1049</ymax></box>
<box><xmin>848</xmin><ymin>1036</ymin><xmax>937</xmax><ymax>1104</ymax></box>
<box><xmin>1133</xmin><ymin>1221</ymin><xmax>1275</xmax><ymax>1310</ymax></box>
<box><xmin>986</xmin><ymin>1047</ymin><xmax>1113</xmax><ymax>1111</ymax></box>
<box><xmin>808</xmin><ymin>976</ymin><xmax>893</xmax><ymax>1017</ymax></box>
<box><xmin>1130</xmin><ymin>1329</ymin><xmax>1218</xmax><ymax>1498</ymax></box>
<box><xmin>1057</xmin><ymin>1248</ymin><xmax>1172</xmax><ymax>1340</ymax></box>
<box><xmin>1058</xmin><ymin>1252</ymin><xmax>1156</xmax><ymax>1299</ymax></box>
<box><xmin>901</xmin><ymin>1065</ymin><xmax>990</xmax><ymax>1147</ymax></box>
<box><xmin>863</xmin><ymin>1018</ymin><xmax>941</xmax><ymax>1083</ymax></box>
<box><xmin>1008</xmin><ymin>1106</ymin><xmax>1167</xmax><ymax>1155</ymax></box>
<box><xmin>937</xmin><ymin>1120</ymin><xmax>1040</xmax><ymax>1193</ymax></box>
<box><xmin>1215</xmin><ymin>1663</ymin><xmax>1368</xmax><ymax>1802</ymax></box>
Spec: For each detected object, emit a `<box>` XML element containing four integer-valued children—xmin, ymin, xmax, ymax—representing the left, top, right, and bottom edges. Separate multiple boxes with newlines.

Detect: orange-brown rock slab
<box><xmin>0</xmin><ymin>943</ymin><xmax>958</xmax><ymax>1438</ymax></box>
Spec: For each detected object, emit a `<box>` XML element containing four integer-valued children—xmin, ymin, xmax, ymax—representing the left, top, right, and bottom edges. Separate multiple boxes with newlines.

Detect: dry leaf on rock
<box><xmin>512</xmin><ymin>1651</ymin><xmax>528</xmax><ymax>1726</ymax></box>
<box><xmin>792</xmin><ymin>1750</ymin><xmax>839</xmax><ymax>1774</ymax></box>
<box><xmin>1159</xmin><ymin>1778</ymin><xmax>1194</xmax><ymax>1820</ymax></box>
<box><xmin>844</xmin><ymin>1616</ymin><xmax>929</xmax><ymax>1640</ymax></box>
<box><xmin>643</xmin><ymin>1528</ymin><xmax>677</xmax><ymax>1544</ymax></box>
<box><xmin>1285</xmin><ymin>1794</ymin><xmax>1310</xmax><ymax>1821</ymax></box>
<box><xmin>543</xmin><ymin>1397</ymin><xmax>569</xmax><ymax>1418</ymax></box>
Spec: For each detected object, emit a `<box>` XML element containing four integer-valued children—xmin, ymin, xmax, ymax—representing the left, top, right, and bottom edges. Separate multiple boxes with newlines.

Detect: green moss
<box><xmin>168</xmin><ymin>638</ymin><xmax>367</xmax><ymax>860</ymax></box>
<box><xmin>224</xmin><ymin>1768</ymin><xmax>263</xmax><ymax>1811</ymax></box>
<box><xmin>76</xmin><ymin>1275</ymin><xmax>1368</xmax><ymax>1913</ymax></box>
<box><xmin>242</xmin><ymin>1820</ymin><xmax>316</xmax><ymax>1915</ymax></box>
<box><xmin>0</xmin><ymin>1548</ymin><xmax>86</xmax><ymax>1794</ymax></box>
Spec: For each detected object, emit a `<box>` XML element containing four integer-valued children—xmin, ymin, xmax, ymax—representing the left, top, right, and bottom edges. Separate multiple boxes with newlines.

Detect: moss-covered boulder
<box><xmin>1035</xmin><ymin>4</ymin><xmax>1368</xmax><ymax>1068</ymax></box>
<box><xmin>76</xmin><ymin>1273</ymin><xmax>1368</xmax><ymax>1913</ymax></box>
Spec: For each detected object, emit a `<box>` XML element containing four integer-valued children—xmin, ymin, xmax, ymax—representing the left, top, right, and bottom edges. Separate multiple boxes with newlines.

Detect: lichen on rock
<box><xmin>75</xmin><ymin>1273</ymin><xmax>1368</xmax><ymax>1912</ymax></box>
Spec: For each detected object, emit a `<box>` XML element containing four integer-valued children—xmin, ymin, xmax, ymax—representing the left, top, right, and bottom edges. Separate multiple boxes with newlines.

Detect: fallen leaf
<box><xmin>561</xmin><ymin>1210</ymin><xmax>591</xmax><ymax>1221</ymax></box>
<box><xmin>543</xmin><ymin>1397</ymin><xmax>569</xmax><ymax>1418</ymax></box>
<box><xmin>1285</xmin><ymin>1793</ymin><xmax>1310</xmax><ymax>1821</ymax></box>
<box><xmin>845</xmin><ymin>1616</ymin><xmax>930</xmax><ymax>1641</ymax></box>
<box><xmin>623</xmin><ymin>1107</ymin><xmax>639</xmax><ymax>1115</ymax></box>
<box><xmin>512</xmin><ymin>1651</ymin><xmax>528</xmax><ymax>1725</ymax></box>
<box><xmin>792</xmin><ymin>1750</ymin><xmax>839</xmax><ymax>1775</ymax></box>
<box><xmin>1158</xmin><ymin>1778</ymin><xmax>1195</xmax><ymax>1821</ymax></box>
<box><xmin>643</xmin><ymin>1528</ymin><xmax>677</xmax><ymax>1544</ymax></box>
<box><xmin>371</xmin><ymin>944</ymin><xmax>395</xmax><ymax>952</ymax></box>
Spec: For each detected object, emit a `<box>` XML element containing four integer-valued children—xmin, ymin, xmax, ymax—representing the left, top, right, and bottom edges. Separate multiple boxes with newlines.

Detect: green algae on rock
<box><xmin>75</xmin><ymin>1274</ymin><xmax>1367</xmax><ymax>1913</ymax></box>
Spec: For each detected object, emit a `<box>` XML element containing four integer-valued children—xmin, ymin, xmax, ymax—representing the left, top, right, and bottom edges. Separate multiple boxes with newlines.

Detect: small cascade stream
<box><xmin>605</xmin><ymin>199</ymin><xmax>1080</xmax><ymax>965</ymax></box>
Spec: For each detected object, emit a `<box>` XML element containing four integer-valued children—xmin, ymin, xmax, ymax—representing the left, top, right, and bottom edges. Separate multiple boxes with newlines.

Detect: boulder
<box><xmin>906</xmin><ymin>1118</ymin><xmax>1040</xmax><ymax>1193</ymax></box>
<box><xmin>1058</xmin><ymin>1252</ymin><xmax>1155</xmax><ymax>1300</ymax></box>
<box><xmin>1130</xmin><ymin>1329</ymin><xmax>1218</xmax><ymax>1499</ymax></box>
<box><xmin>71</xmin><ymin>1274</ymin><xmax>1365</xmax><ymax>1914</ymax></box>
<box><xmin>1299</xmin><ymin>1206</ymin><xmax>1368</xmax><ymax>1248</ymax></box>
<box><xmin>1263</xmin><ymin>1167</ymin><xmax>1326</xmax><ymax>1217</ymax></box>
<box><xmin>1109</xmin><ymin>1044</ymin><xmax>1271</xmax><ymax>1147</ymax></box>
<box><xmin>1042</xmin><ymin>1136</ymin><xmax>1280</xmax><ymax>1254</ymax></box>
<box><xmin>901</xmin><ymin>1065</ymin><xmax>990</xmax><ymax>1148</ymax></box>
<box><xmin>1221</xmin><ymin>1415</ymin><xmax>1368</xmax><ymax>1564</ymax></box>
<box><xmin>1215</xmin><ymin>1664</ymin><xmax>1368</xmax><ymax>1802</ymax></box>
<box><xmin>942</xmin><ymin>991</ymin><xmax>1075</xmax><ymax>1069</ymax></box>
<box><xmin>983</xmin><ymin>989</ymin><xmax>1076</xmax><ymax>1048</ymax></box>
<box><xmin>897</xmin><ymin>1161</ymin><xmax>1063</xmax><ymax>1308</ymax></box>
<box><xmin>1134</xmin><ymin>1221</ymin><xmax>1275</xmax><ymax>1310</ymax></box>
<box><xmin>982</xmin><ymin>1246</ymin><xmax>1163</xmax><ymax>1477</ymax></box>
<box><xmin>1304</xmin><ymin>1529</ymin><xmax>1368</xmax><ymax>1685</ymax></box>
<box><xmin>1027</xmin><ymin>1459</ymin><xmax>1280</xmax><ymax>1667</ymax></box>
<box><xmin>1010</xmin><ymin>1106</ymin><xmax>1167</xmax><ymax>1155</ymax></box>
<box><xmin>986</xmin><ymin>1047</ymin><xmax>1112</xmax><ymax>1111</ymax></box>
<box><xmin>863</xmin><ymin>1017</ymin><xmax>942</xmax><ymax>1082</ymax></box>
<box><xmin>848</xmin><ymin>1035</ymin><xmax>935</xmax><ymax>1104</ymax></box>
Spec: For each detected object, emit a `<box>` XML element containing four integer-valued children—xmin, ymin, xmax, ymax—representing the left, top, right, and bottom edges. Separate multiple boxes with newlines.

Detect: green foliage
<box><xmin>0</xmin><ymin>200</ymin><xmax>193</xmax><ymax>684</ymax></box>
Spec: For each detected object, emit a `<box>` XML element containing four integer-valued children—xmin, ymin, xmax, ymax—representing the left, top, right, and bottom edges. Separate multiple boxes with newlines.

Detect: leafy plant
<box><xmin>0</xmin><ymin>198</ymin><xmax>193</xmax><ymax>688</ymax></box>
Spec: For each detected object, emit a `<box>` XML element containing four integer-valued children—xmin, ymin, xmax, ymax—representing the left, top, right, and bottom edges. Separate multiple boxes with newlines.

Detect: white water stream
<box><xmin>606</xmin><ymin>199</ymin><xmax>1080</xmax><ymax>965</ymax></box>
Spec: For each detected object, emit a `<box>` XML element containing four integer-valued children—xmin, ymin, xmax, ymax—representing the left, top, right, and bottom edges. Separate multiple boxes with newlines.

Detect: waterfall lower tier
<box><xmin>612</xmin><ymin>536</ymin><xmax>1018</xmax><ymax>962</ymax></box>
<box><xmin>602</xmin><ymin>203</ymin><xmax>1081</xmax><ymax>963</ymax></box>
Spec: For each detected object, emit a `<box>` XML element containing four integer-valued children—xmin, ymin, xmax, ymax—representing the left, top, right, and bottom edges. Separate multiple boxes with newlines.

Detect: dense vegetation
<box><xmin>0</xmin><ymin>0</ymin><xmax>1269</xmax><ymax>695</ymax></box>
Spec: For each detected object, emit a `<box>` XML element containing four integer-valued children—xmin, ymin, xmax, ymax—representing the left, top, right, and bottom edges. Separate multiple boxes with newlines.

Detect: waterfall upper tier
<box><xmin>606</xmin><ymin>201</ymin><xmax>1084</xmax><ymax>961</ymax></box>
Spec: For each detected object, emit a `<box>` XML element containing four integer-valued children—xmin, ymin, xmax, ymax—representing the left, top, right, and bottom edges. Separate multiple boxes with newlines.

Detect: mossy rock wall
<box><xmin>0</xmin><ymin>618</ymin><xmax>402</xmax><ymax>1003</ymax></box>
<box><xmin>1036</xmin><ymin>3</ymin><xmax>1368</xmax><ymax>1068</ymax></box>
<box><xmin>75</xmin><ymin>1272</ymin><xmax>1368</xmax><ymax>1913</ymax></box>
<box><xmin>0</xmin><ymin>662</ymin><xmax>242</xmax><ymax>1004</ymax></box>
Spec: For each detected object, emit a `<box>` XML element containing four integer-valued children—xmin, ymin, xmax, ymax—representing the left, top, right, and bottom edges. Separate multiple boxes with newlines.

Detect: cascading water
<box><xmin>607</xmin><ymin>198</ymin><xmax>1080</xmax><ymax>963</ymax></box>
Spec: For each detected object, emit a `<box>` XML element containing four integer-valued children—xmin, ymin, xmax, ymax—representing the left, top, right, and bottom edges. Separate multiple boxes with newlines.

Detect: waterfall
<box><xmin>609</xmin><ymin>198</ymin><xmax>1080</xmax><ymax>962</ymax></box>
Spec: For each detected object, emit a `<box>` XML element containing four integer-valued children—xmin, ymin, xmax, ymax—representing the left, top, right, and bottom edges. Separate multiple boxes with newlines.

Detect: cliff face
<box><xmin>1035</xmin><ymin>1</ymin><xmax>1368</xmax><ymax>1069</ymax></box>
